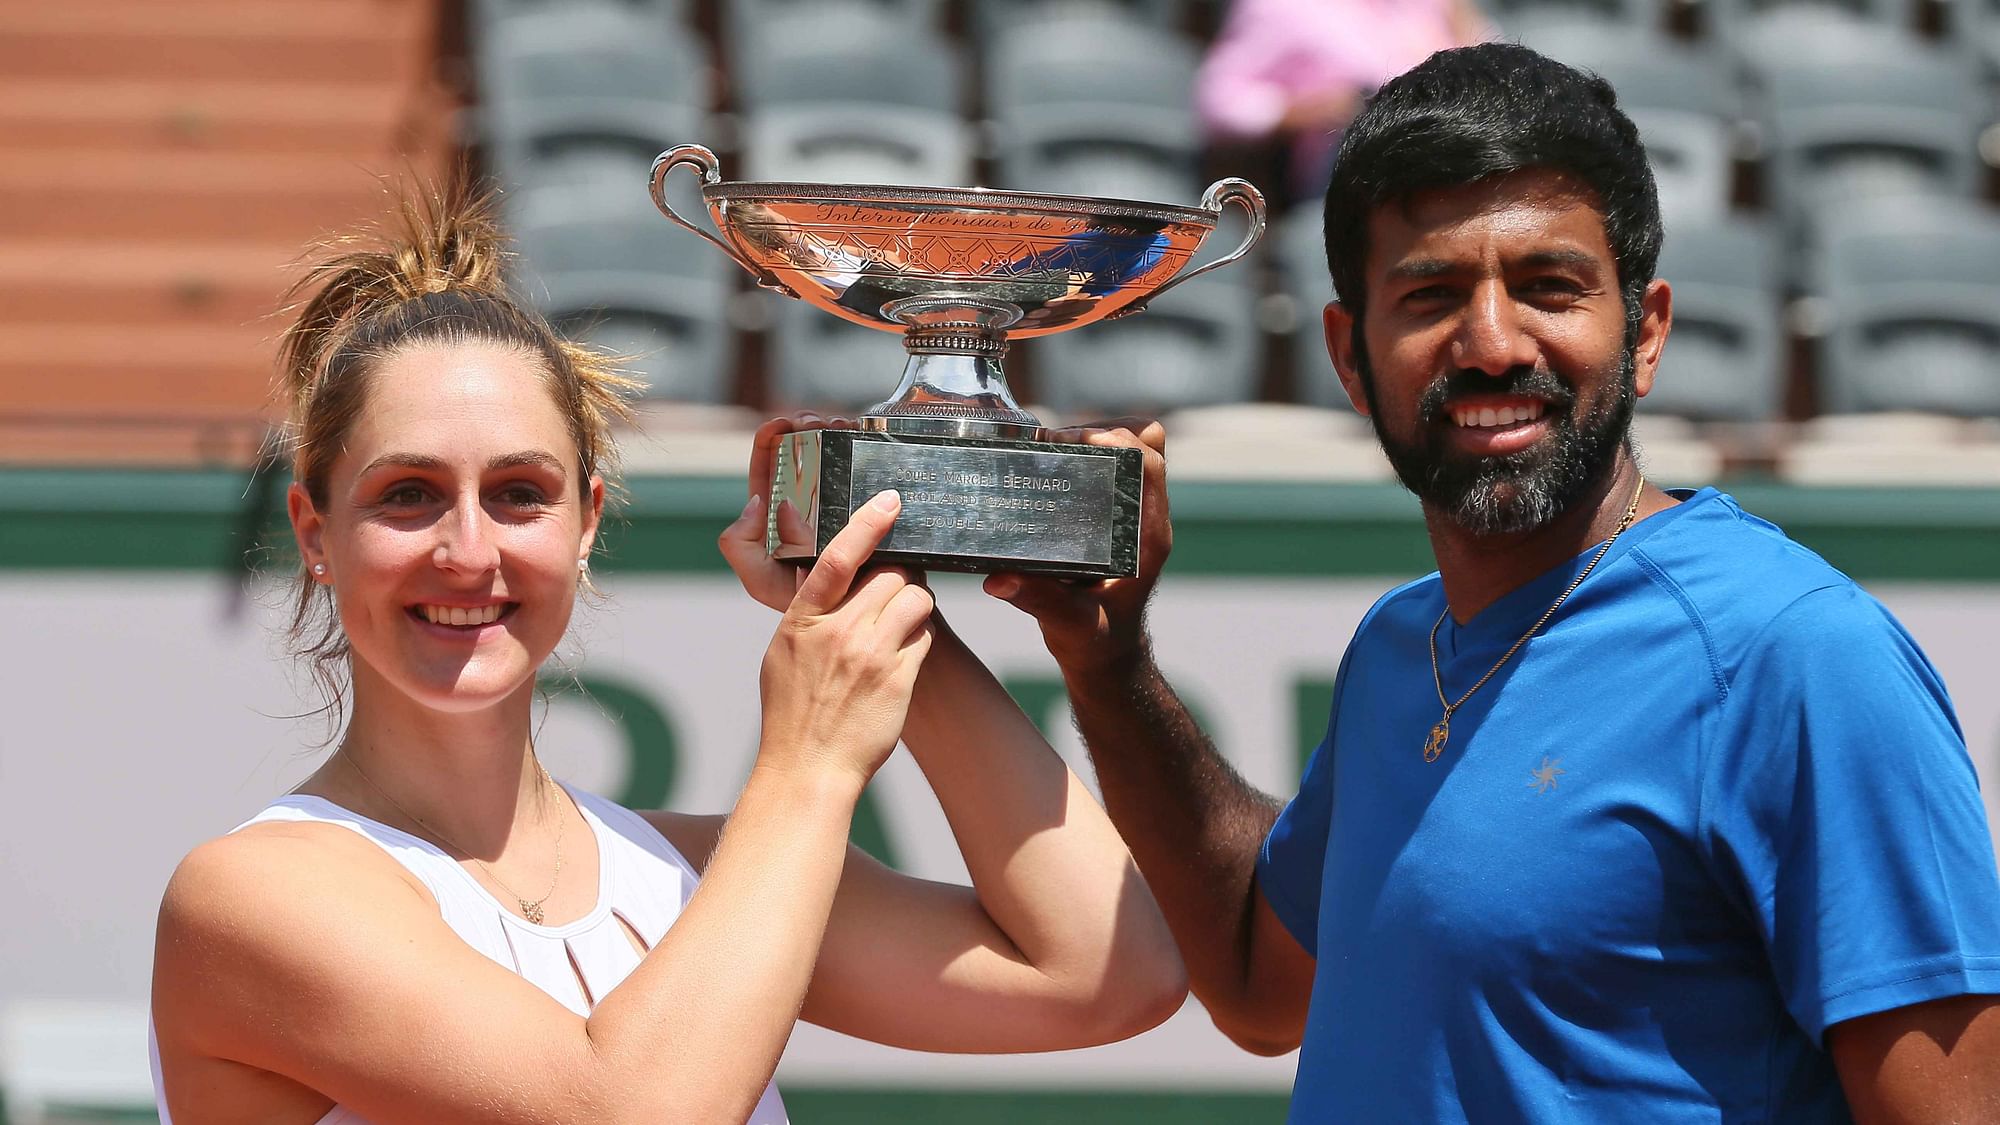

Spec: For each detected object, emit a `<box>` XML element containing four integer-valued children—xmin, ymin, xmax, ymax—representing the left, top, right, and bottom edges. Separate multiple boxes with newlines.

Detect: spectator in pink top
<box><xmin>1197</xmin><ymin>0</ymin><xmax>1492</xmax><ymax>202</ymax></box>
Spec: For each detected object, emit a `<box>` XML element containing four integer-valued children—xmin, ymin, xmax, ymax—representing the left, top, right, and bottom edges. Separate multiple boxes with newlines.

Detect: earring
<box><xmin>578</xmin><ymin>558</ymin><xmax>590</xmax><ymax>573</ymax></box>
<box><xmin>312</xmin><ymin>563</ymin><xmax>326</xmax><ymax>576</ymax></box>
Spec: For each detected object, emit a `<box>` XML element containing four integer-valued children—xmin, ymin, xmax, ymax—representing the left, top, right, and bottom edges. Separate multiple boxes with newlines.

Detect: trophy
<box><xmin>649</xmin><ymin>143</ymin><xmax>1265</xmax><ymax>578</ymax></box>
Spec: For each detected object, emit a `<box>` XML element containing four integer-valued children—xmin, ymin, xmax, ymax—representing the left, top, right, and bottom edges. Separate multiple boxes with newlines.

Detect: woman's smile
<box><xmin>408</xmin><ymin>600</ymin><xmax>519</xmax><ymax>632</ymax></box>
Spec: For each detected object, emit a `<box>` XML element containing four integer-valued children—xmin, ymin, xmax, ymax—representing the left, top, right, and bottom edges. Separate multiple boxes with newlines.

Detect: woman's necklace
<box><xmin>342</xmin><ymin>751</ymin><xmax>567</xmax><ymax>924</ymax></box>
<box><xmin>1422</xmin><ymin>474</ymin><xmax>1647</xmax><ymax>763</ymax></box>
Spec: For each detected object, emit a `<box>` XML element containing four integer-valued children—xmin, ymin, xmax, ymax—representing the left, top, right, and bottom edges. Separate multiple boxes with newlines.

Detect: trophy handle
<box><xmin>1115</xmin><ymin>177</ymin><xmax>1268</xmax><ymax>317</ymax></box>
<box><xmin>649</xmin><ymin>144</ymin><xmax>798</xmax><ymax>297</ymax></box>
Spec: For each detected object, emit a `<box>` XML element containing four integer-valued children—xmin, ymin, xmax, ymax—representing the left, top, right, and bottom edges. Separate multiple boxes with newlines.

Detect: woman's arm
<box><xmin>156</xmin><ymin>496</ymin><xmax>931</xmax><ymax>1125</ymax></box>
<box><xmin>805</xmin><ymin>620</ymin><xmax>1188</xmax><ymax>1051</ymax></box>
<box><xmin>711</xmin><ymin>418</ymin><xmax>1187</xmax><ymax>1053</ymax></box>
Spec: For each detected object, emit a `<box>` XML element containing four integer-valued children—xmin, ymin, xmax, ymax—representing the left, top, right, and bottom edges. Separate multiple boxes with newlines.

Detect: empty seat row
<box><xmin>475</xmin><ymin>3</ymin><xmax>1214</xmax><ymax>198</ymax></box>
<box><xmin>1494</xmin><ymin>0</ymin><xmax>1969</xmax><ymax>39</ymax></box>
<box><xmin>477</xmin><ymin>0</ymin><xmax>1207</xmax><ymax>119</ymax></box>
<box><xmin>1277</xmin><ymin>197</ymin><xmax>2000</xmax><ymax>422</ymax></box>
<box><xmin>1515</xmin><ymin>16</ymin><xmax>1995</xmax><ymax>242</ymax></box>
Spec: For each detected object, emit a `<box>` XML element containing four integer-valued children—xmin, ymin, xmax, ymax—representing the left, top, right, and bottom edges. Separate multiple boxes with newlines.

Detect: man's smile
<box><xmin>1435</xmin><ymin>393</ymin><xmax>1557</xmax><ymax>457</ymax></box>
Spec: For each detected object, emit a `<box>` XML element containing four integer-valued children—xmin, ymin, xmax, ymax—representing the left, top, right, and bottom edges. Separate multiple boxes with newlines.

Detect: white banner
<box><xmin>2</xmin><ymin>573</ymin><xmax>1995</xmax><ymax>1090</ymax></box>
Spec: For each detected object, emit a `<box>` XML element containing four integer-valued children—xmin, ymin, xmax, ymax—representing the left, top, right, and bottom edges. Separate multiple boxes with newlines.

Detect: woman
<box><xmin>148</xmin><ymin>188</ymin><xmax>1185</xmax><ymax>1124</ymax></box>
<box><xmin>1195</xmin><ymin>0</ymin><xmax>1492</xmax><ymax>203</ymax></box>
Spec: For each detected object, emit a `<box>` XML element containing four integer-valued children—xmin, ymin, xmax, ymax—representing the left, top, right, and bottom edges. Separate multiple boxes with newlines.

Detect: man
<box><xmin>987</xmin><ymin>44</ymin><xmax>2000</xmax><ymax>1122</ymax></box>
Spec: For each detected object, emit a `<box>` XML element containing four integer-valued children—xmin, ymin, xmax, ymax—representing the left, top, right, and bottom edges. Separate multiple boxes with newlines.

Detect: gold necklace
<box><xmin>1423</xmin><ymin>474</ymin><xmax>1646</xmax><ymax>763</ymax></box>
<box><xmin>341</xmin><ymin>751</ymin><xmax>567</xmax><ymax>924</ymax></box>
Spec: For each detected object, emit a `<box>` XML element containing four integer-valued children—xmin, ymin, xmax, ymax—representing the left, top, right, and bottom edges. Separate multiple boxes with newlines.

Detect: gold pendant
<box><xmin>1423</xmin><ymin>719</ymin><xmax>1450</xmax><ymax>762</ymax></box>
<box><xmin>521</xmin><ymin>900</ymin><xmax>545</xmax><ymax>925</ymax></box>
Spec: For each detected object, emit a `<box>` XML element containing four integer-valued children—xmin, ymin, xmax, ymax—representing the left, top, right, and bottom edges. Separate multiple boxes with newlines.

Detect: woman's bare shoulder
<box><xmin>153</xmin><ymin>820</ymin><xmax>439</xmax><ymax>1056</ymax></box>
<box><xmin>156</xmin><ymin>823</ymin><xmax>434</xmax><ymax>998</ymax></box>
<box><xmin>163</xmin><ymin>818</ymin><xmax>431</xmax><ymax>925</ymax></box>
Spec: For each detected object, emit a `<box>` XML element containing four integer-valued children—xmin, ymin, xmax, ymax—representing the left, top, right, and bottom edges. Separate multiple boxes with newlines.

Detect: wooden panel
<box><xmin>0</xmin><ymin>1</ymin><xmax>436</xmax><ymax>85</ymax></box>
<box><xmin>0</xmin><ymin>240</ymin><xmax>310</xmax><ymax>327</ymax></box>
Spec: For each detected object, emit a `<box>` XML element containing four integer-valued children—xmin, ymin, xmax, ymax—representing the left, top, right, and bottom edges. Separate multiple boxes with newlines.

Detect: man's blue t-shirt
<box><xmin>1258</xmin><ymin>488</ymin><xmax>2000</xmax><ymax>1123</ymax></box>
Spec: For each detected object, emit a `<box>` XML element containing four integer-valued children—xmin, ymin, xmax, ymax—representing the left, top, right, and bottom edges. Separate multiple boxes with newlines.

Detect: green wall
<box><xmin>5</xmin><ymin>467</ymin><xmax>1997</xmax><ymax>581</ymax></box>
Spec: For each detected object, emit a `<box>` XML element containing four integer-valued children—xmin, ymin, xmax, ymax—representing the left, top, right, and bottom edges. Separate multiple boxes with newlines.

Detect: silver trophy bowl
<box><xmin>650</xmin><ymin>143</ymin><xmax>1266</xmax><ymax>439</ymax></box>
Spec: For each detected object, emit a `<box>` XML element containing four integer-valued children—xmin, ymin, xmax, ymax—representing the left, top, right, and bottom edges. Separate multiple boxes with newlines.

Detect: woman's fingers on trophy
<box><xmin>773</xmin><ymin>494</ymin><xmax>815</xmax><ymax>551</ymax></box>
<box><xmin>747</xmin><ymin>416</ymin><xmax>792</xmax><ymax>499</ymax></box>
<box><xmin>719</xmin><ymin>493</ymin><xmax>798</xmax><ymax>613</ymax></box>
<box><xmin>748</xmin><ymin>412</ymin><xmax>827</xmax><ymax>498</ymax></box>
<box><xmin>790</xmin><ymin>489</ymin><xmax>901</xmax><ymax>619</ymax></box>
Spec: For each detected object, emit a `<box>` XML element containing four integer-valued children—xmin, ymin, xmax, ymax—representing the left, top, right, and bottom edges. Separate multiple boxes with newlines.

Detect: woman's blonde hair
<box><xmin>277</xmin><ymin>181</ymin><xmax>639</xmax><ymax>721</ymax></box>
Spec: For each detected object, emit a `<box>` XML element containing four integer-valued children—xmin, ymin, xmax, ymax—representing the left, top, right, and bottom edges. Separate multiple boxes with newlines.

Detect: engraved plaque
<box><xmin>852</xmin><ymin>444</ymin><xmax>1118</xmax><ymax>565</ymax></box>
<box><xmin>770</xmin><ymin>430</ymin><xmax>1141</xmax><ymax>578</ymax></box>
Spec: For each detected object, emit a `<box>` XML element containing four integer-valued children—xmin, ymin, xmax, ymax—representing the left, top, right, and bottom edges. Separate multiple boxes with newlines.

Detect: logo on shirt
<box><xmin>1528</xmin><ymin>757</ymin><xmax>1566</xmax><ymax>794</ymax></box>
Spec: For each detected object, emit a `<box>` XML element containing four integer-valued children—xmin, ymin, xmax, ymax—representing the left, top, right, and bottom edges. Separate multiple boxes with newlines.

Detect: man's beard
<box><xmin>1358</xmin><ymin>347</ymin><xmax>1637</xmax><ymax>536</ymax></box>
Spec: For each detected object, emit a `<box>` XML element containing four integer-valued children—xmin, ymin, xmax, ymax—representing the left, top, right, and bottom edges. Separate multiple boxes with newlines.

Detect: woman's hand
<box><xmin>757</xmin><ymin>488</ymin><xmax>934</xmax><ymax>787</ymax></box>
<box><xmin>722</xmin><ymin>413</ymin><xmax>853</xmax><ymax>612</ymax></box>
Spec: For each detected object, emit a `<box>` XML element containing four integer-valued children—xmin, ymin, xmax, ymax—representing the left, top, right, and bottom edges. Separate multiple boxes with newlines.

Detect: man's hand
<box><xmin>984</xmin><ymin>418</ymin><xmax>1170</xmax><ymax>675</ymax></box>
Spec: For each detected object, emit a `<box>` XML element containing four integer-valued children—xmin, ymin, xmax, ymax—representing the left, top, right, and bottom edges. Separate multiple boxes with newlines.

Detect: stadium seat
<box><xmin>1647</xmin><ymin>218</ymin><xmax>1785</xmax><ymax>421</ymax></box>
<box><xmin>1753</xmin><ymin>22</ymin><xmax>1985</xmax><ymax>239</ymax></box>
<box><xmin>1509</xmin><ymin>23</ymin><xmax>1743</xmax><ymax>220</ymax></box>
<box><xmin>971</xmin><ymin>0</ymin><xmax>1190</xmax><ymax>43</ymax></box>
<box><xmin>731</xmin><ymin>3</ymin><xmax>959</xmax><ymax>114</ymax></box>
<box><xmin>1709</xmin><ymin>0</ymin><xmax>1917</xmax><ymax>38</ymax></box>
<box><xmin>766</xmin><ymin>302</ymin><xmax>910</xmax><ymax>410</ymax></box>
<box><xmin>510</xmin><ymin>189</ymin><xmax>736</xmax><ymax>401</ymax></box>
<box><xmin>1277</xmin><ymin>203</ymin><xmax>1345</xmax><ymax>410</ymax></box>
<box><xmin>994</xmin><ymin>104</ymin><xmax>1202</xmax><ymax>202</ymax></box>
<box><xmin>739</xmin><ymin>104</ymin><xmax>975</xmax><ymax>185</ymax></box>
<box><xmin>1028</xmin><ymin>274</ymin><xmax>1261</xmax><ymax>415</ymax></box>
<box><xmin>726</xmin><ymin>0</ymin><xmax>945</xmax><ymax>58</ymax></box>
<box><xmin>1629</xmin><ymin>109</ymin><xmax>1739</xmax><ymax>223</ymax></box>
<box><xmin>477</xmin><ymin>7</ymin><xmax>710</xmax><ymax>187</ymax></box>
<box><xmin>1815</xmin><ymin>198</ymin><xmax>2000</xmax><ymax>416</ymax></box>
<box><xmin>985</xmin><ymin>13</ymin><xmax>1200</xmax><ymax>124</ymax></box>
<box><xmin>473</xmin><ymin>0</ymin><xmax>689</xmax><ymax>28</ymax></box>
<box><xmin>507</xmin><ymin>181</ymin><xmax>726</xmax><ymax>284</ymax></box>
<box><xmin>1512</xmin><ymin>21</ymin><xmax>1739</xmax><ymax>118</ymax></box>
<box><xmin>1489</xmin><ymin>0</ymin><xmax>1663</xmax><ymax>27</ymax></box>
<box><xmin>1965</xmin><ymin>0</ymin><xmax>2000</xmax><ymax>74</ymax></box>
<box><xmin>559</xmin><ymin>299</ymin><xmax>736</xmax><ymax>403</ymax></box>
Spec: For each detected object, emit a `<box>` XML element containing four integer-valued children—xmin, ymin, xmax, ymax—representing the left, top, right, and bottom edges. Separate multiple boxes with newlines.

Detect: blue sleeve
<box><xmin>1256</xmin><ymin>658</ymin><xmax>1347</xmax><ymax>955</ymax></box>
<box><xmin>1704</xmin><ymin>584</ymin><xmax>2000</xmax><ymax>1044</ymax></box>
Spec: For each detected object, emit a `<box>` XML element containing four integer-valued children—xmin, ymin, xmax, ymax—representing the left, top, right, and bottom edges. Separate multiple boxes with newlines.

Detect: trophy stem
<box><xmin>862</xmin><ymin>295</ymin><xmax>1044</xmax><ymax>440</ymax></box>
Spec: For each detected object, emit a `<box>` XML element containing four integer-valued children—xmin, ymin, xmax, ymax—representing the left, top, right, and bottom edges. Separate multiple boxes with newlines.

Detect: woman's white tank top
<box><xmin>149</xmin><ymin>783</ymin><xmax>789</xmax><ymax>1124</ymax></box>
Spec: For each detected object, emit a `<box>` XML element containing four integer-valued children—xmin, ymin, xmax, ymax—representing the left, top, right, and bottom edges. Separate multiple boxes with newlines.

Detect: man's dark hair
<box><xmin>1322</xmin><ymin>43</ymin><xmax>1662</xmax><ymax>341</ymax></box>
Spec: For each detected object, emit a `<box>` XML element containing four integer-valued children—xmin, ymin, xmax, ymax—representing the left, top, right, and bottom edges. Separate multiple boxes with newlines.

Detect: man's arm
<box><xmin>1830</xmin><ymin>995</ymin><xmax>2000</xmax><ymax>1124</ymax></box>
<box><xmin>1054</xmin><ymin>642</ymin><xmax>1314</xmax><ymax>1053</ymax></box>
<box><xmin>986</xmin><ymin>421</ymin><xmax>1315</xmax><ymax>1054</ymax></box>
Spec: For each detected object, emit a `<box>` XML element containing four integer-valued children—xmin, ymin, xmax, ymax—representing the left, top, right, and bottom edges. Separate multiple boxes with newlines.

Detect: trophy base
<box><xmin>770</xmin><ymin>429</ymin><xmax>1141</xmax><ymax>578</ymax></box>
